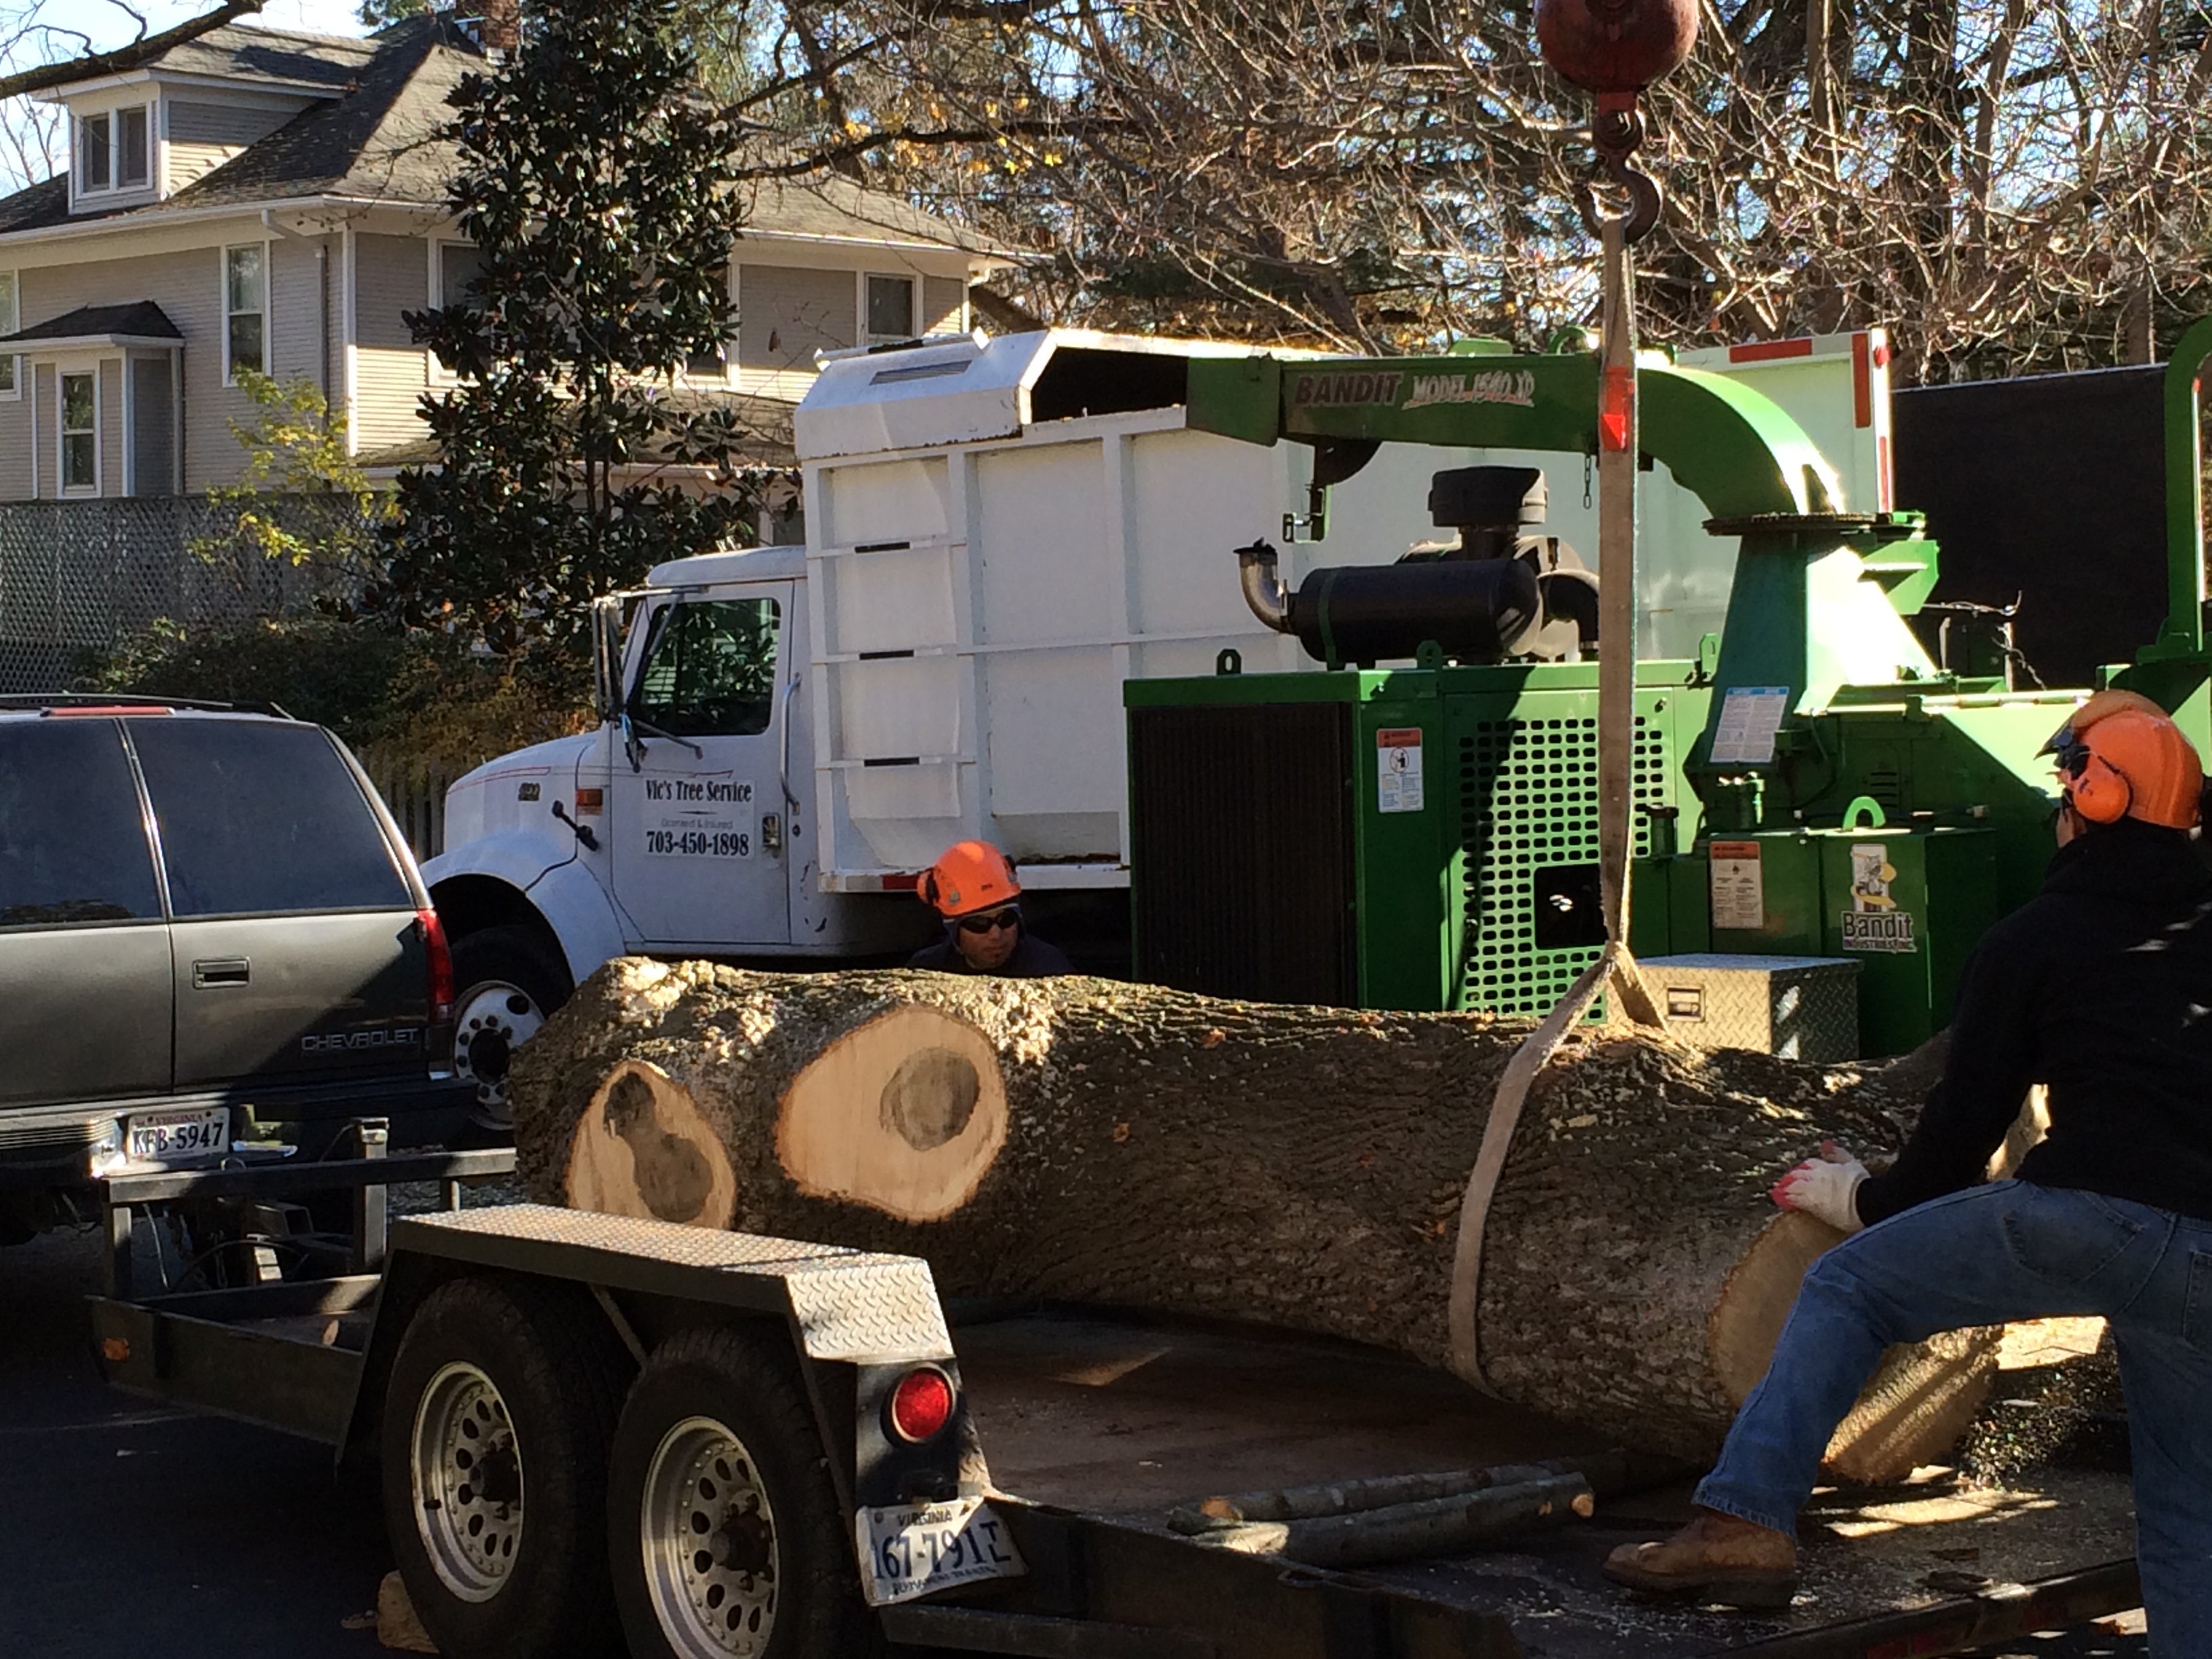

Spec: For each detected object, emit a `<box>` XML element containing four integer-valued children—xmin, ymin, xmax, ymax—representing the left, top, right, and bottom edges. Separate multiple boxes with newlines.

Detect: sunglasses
<box><xmin>956</xmin><ymin>907</ymin><xmax>1021</xmax><ymax>935</ymax></box>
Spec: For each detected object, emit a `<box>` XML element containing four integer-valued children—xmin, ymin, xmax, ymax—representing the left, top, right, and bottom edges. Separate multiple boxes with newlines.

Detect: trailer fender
<box><xmin>424</xmin><ymin>832</ymin><xmax>630</xmax><ymax>988</ymax></box>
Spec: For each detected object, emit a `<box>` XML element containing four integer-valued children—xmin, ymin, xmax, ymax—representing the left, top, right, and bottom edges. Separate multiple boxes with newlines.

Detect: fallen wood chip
<box><xmin>376</xmin><ymin>1570</ymin><xmax>437</xmax><ymax>1654</ymax></box>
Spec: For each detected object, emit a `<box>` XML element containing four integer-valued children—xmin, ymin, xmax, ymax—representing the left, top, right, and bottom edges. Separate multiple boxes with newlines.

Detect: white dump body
<box><xmin>796</xmin><ymin>330</ymin><xmax>1888</xmax><ymax>888</ymax></box>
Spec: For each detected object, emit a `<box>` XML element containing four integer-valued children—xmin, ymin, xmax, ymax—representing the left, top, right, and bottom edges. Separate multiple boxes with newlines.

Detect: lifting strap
<box><xmin>1447</xmin><ymin>211</ymin><xmax>1665</xmax><ymax>1392</ymax></box>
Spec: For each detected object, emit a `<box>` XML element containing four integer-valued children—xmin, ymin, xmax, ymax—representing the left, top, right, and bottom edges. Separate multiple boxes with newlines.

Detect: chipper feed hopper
<box><xmin>1126</xmin><ymin>325</ymin><xmax>2212</xmax><ymax>1058</ymax></box>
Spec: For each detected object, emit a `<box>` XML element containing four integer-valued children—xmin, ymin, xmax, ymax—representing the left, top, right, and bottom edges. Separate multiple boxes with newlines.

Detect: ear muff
<box><xmin>2064</xmin><ymin>747</ymin><xmax>2133</xmax><ymax>824</ymax></box>
<box><xmin>917</xmin><ymin>869</ymin><xmax>941</xmax><ymax>909</ymax></box>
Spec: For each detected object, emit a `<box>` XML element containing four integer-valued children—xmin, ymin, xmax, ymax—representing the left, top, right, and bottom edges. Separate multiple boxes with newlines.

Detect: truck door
<box><xmin>613</xmin><ymin>587</ymin><xmax>794</xmax><ymax>949</ymax></box>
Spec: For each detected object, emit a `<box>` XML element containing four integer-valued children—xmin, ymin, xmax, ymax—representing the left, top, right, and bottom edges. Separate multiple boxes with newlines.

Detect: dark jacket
<box><xmin>1857</xmin><ymin>817</ymin><xmax>2212</xmax><ymax>1226</ymax></box>
<box><xmin>907</xmin><ymin>928</ymin><xmax>1075</xmax><ymax>978</ymax></box>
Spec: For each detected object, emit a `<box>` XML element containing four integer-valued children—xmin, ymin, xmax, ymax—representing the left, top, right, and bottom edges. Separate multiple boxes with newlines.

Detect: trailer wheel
<box><xmin>384</xmin><ymin>1275</ymin><xmax>626</xmax><ymax>1659</ymax></box>
<box><xmin>609</xmin><ymin>1324</ymin><xmax>880</xmax><ymax>1659</ymax></box>
<box><xmin>451</xmin><ymin>926</ymin><xmax>571</xmax><ymax>1130</ymax></box>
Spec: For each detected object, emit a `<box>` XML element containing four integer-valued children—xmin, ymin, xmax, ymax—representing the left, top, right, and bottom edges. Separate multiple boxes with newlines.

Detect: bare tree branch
<box><xmin>0</xmin><ymin>0</ymin><xmax>260</xmax><ymax>102</ymax></box>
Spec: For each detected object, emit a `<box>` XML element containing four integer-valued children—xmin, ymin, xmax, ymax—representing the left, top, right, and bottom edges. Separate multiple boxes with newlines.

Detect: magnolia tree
<box><xmin>370</xmin><ymin>0</ymin><xmax>758</xmax><ymax>655</ymax></box>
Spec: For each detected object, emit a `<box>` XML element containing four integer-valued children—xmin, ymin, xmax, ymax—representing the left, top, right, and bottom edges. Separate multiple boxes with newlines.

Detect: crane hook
<box><xmin>1577</xmin><ymin>98</ymin><xmax>1664</xmax><ymax>243</ymax></box>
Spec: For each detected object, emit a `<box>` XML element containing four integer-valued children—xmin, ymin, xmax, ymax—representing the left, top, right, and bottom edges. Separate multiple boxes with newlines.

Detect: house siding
<box><xmin>737</xmin><ymin>263</ymin><xmax>855</xmax><ymax>375</ymax></box>
<box><xmin>923</xmin><ymin>275</ymin><xmax>965</xmax><ymax>337</ymax></box>
<box><xmin>14</xmin><ymin>248</ymin><xmax>271</xmax><ymax>495</ymax></box>
<box><xmin>169</xmin><ymin>100</ymin><xmax>291</xmax><ymax>145</ymax></box>
<box><xmin>99</xmin><ymin>357</ymin><xmax>122</xmax><ymax>495</ymax></box>
<box><xmin>354</xmin><ymin>232</ymin><xmax>428</xmax><ymax>453</ymax></box>
<box><xmin>131</xmin><ymin>352</ymin><xmax>175</xmax><ymax>496</ymax></box>
<box><xmin>31</xmin><ymin>363</ymin><xmax>52</xmax><ymax>497</ymax></box>
<box><xmin>165</xmin><ymin>99</ymin><xmax>300</xmax><ymax>192</ymax></box>
<box><xmin>0</xmin><ymin>380</ymin><xmax>28</xmax><ymax>499</ymax></box>
<box><xmin>270</xmin><ymin>234</ymin><xmax>333</xmax><ymax>397</ymax></box>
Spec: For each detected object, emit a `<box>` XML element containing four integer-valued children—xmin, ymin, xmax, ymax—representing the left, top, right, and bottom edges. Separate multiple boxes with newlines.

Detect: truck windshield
<box><xmin>630</xmin><ymin>598</ymin><xmax>780</xmax><ymax>737</ymax></box>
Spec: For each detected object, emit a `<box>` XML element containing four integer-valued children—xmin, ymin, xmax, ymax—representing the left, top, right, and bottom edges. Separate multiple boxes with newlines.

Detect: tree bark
<box><xmin>510</xmin><ymin>960</ymin><xmax>1999</xmax><ymax>1479</ymax></box>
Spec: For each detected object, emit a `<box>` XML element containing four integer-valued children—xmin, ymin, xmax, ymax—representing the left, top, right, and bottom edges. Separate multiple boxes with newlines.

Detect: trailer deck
<box><xmin>949</xmin><ymin>1305</ymin><xmax>2139</xmax><ymax>1658</ymax></box>
<box><xmin>83</xmin><ymin>1153</ymin><xmax>2142</xmax><ymax>1659</ymax></box>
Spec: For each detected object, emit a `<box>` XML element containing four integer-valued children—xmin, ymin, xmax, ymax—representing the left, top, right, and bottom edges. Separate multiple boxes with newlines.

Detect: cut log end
<box><xmin>1708</xmin><ymin>1212</ymin><xmax>2001</xmax><ymax>1484</ymax></box>
<box><xmin>774</xmin><ymin>1004</ymin><xmax>1009</xmax><ymax>1223</ymax></box>
<box><xmin>564</xmin><ymin>1059</ymin><xmax>738</xmax><ymax>1229</ymax></box>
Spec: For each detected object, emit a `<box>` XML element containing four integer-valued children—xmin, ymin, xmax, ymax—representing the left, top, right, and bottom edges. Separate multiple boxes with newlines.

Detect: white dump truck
<box><xmin>422</xmin><ymin>327</ymin><xmax>1891</xmax><ymax>1115</ymax></box>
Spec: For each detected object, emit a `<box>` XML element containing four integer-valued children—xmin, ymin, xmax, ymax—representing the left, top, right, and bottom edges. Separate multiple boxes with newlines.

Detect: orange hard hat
<box><xmin>2041</xmin><ymin>689</ymin><xmax>2204</xmax><ymax>830</ymax></box>
<box><xmin>918</xmin><ymin>840</ymin><xmax>1021</xmax><ymax>918</ymax></box>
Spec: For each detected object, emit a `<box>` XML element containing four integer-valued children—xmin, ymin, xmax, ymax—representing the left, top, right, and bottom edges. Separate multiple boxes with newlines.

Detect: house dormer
<box><xmin>42</xmin><ymin>25</ymin><xmax>371</xmax><ymax>213</ymax></box>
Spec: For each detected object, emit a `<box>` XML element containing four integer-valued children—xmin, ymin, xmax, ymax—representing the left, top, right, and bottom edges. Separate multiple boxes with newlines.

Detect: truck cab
<box><xmin>422</xmin><ymin>544</ymin><xmax>930</xmax><ymax>1122</ymax></box>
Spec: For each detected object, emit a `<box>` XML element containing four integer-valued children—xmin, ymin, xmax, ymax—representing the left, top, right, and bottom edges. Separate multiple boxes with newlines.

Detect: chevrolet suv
<box><xmin>0</xmin><ymin>696</ymin><xmax>472</xmax><ymax>1242</ymax></box>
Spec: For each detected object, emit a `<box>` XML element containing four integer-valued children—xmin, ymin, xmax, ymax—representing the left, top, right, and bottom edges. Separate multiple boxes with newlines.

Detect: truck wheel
<box><xmin>451</xmin><ymin>926</ymin><xmax>571</xmax><ymax>1128</ymax></box>
<box><xmin>609</xmin><ymin>1324</ymin><xmax>881</xmax><ymax>1659</ymax></box>
<box><xmin>384</xmin><ymin>1275</ymin><xmax>627</xmax><ymax>1659</ymax></box>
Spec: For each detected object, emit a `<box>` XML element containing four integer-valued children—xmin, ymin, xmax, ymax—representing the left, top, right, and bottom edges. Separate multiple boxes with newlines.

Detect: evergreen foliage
<box><xmin>369</xmin><ymin>0</ymin><xmax>758</xmax><ymax>655</ymax></box>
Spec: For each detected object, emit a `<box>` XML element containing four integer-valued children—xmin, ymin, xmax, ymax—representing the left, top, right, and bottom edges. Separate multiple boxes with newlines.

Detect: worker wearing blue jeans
<box><xmin>1605</xmin><ymin>690</ymin><xmax>2212</xmax><ymax>1651</ymax></box>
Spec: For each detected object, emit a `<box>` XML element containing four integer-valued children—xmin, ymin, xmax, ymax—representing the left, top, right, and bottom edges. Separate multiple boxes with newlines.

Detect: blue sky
<box><xmin>30</xmin><ymin>0</ymin><xmax>369</xmax><ymax>52</ymax></box>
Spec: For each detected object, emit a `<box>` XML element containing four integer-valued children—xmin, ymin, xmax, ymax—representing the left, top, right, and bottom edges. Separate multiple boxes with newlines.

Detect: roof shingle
<box><xmin>3</xmin><ymin>300</ymin><xmax>182</xmax><ymax>342</ymax></box>
<box><xmin>0</xmin><ymin>16</ymin><xmax>1002</xmax><ymax>259</ymax></box>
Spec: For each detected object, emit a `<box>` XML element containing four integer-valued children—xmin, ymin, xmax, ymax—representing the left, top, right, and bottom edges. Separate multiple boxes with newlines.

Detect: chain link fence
<box><xmin>0</xmin><ymin>496</ymin><xmax>374</xmax><ymax>693</ymax></box>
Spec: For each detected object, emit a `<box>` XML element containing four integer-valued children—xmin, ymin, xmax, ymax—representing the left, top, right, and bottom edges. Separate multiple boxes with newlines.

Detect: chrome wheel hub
<box><xmin>411</xmin><ymin>1361</ymin><xmax>524</xmax><ymax>1601</ymax></box>
<box><xmin>453</xmin><ymin>980</ymin><xmax>544</xmax><ymax>1112</ymax></box>
<box><xmin>640</xmin><ymin>1416</ymin><xmax>779</xmax><ymax>1657</ymax></box>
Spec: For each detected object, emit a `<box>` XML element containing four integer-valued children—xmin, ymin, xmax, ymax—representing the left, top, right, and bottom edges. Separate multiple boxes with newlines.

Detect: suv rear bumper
<box><xmin>0</xmin><ymin>1076</ymin><xmax>478</xmax><ymax>1193</ymax></box>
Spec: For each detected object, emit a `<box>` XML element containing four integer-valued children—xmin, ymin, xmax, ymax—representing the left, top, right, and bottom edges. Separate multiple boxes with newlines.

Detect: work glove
<box><xmin>1769</xmin><ymin>1139</ymin><xmax>1868</xmax><ymax>1233</ymax></box>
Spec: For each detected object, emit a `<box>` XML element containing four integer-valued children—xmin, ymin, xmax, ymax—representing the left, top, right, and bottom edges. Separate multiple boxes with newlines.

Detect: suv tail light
<box><xmin>886</xmin><ymin>1366</ymin><xmax>956</xmax><ymax>1443</ymax></box>
<box><xmin>417</xmin><ymin>908</ymin><xmax>455</xmax><ymax>1027</ymax></box>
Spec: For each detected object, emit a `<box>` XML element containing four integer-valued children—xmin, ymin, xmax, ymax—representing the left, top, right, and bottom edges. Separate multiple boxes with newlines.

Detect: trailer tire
<box><xmin>451</xmin><ymin>926</ymin><xmax>571</xmax><ymax>1132</ymax></box>
<box><xmin>383</xmin><ymin>1275</ymin><xmax>627</xmax><ymax>1659</ymax></box>
<box><xmin>609</xmin><ymin>1323</ymin><xmax>882</xmax><ymax>1659</ymax></box>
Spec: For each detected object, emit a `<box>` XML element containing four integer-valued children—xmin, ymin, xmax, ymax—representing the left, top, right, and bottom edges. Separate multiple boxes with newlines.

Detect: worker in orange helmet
<box><xmin>907</xmin><ymin>840</ymin><xmax>1074</xmax><ymax>978</ymax></box>
<box><xmin>1606</xmin><ymin>689</ymin><xmax>2212</xmax><ymax>1643</ymax></box>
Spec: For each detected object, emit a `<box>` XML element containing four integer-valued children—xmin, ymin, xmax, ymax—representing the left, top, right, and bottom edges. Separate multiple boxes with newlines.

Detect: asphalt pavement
<box><xmin>0</xmin><ymin>1225</ymin><xmax>391</xmax><ymax>1658</ymax></box>
<box><xmin>0</xmin><ymin>1221</ymin><xmax>2156</xmax><ymax>1659</ymax></box>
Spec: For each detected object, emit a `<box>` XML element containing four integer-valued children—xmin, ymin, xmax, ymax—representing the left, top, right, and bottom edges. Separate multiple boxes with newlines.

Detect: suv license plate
<box><xmin>856</xmin><ymin>1496</ymin><xmax>1024</xmax><ymax>1606</ymax></box>
<box><xmin>125</xmin><ymin>1107</ymin><xmax>230</xmax><ymax>1165</ymax></box>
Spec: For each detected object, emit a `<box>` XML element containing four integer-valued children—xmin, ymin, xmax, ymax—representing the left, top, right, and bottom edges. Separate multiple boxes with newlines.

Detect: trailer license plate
<box><xmin>856</xmin><ymin>1496</ymin><xmax>1024</xmax><ymax>1606</ymax></box>
<box><xmin>124</xmin><ymin>1107</ymin><xmax>229</xmax><ymax>1165</ymax></box>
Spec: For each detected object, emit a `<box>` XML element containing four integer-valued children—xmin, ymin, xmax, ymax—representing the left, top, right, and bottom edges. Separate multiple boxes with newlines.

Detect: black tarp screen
<box><xmin>1891</xmin><ymin>364</ymin><xmax>2168</xmax><ymax>690</ymax></box>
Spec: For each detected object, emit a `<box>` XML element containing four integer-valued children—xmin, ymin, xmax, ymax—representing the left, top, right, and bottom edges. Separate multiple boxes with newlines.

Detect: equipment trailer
<box><xmin>87</xmin><ymin>1145</ymin><xmax>2142</xmax><ymax>1659</ymax></box>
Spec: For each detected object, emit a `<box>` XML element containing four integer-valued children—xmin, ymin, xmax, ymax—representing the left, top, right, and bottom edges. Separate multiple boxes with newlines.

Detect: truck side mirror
<box><xmin>592</xmin><ymin>596</ymin><xmax>626</xmax><ymax>722</ymax></box>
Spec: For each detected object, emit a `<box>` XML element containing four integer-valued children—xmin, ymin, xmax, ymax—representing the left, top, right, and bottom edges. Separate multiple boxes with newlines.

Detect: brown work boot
<box><xmin>1601</xmin><ymin>1508</ymin><xmax>1797</xmax><ymax>1610</ymax></box>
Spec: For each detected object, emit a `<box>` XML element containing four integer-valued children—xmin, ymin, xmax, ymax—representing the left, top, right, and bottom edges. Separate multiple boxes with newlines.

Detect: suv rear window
<box><xmin>0</xmin><ymin>720</ymin><xmax>163</xmax><ymax>928</ymax></box>
<box><xmin>129</xmin><ymin>720</ymin><xmax>411</xmax><ymax>917</ymax></box>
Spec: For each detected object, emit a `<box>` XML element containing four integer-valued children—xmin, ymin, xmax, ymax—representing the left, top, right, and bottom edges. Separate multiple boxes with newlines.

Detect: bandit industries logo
<box><xmin>1403</xmin><ymin>369</ymin><xmax>1538</xmax><ymax>411</ymax></box>
<box><xmin>1292</xmin><ymin>371</ymin><xmax>1406</xmax><ymax>407</ymax></box>
<box><xmin>1841</xmin><ymin>842</ymin><xmax>1917</xmax><ymax>953</ymax></box>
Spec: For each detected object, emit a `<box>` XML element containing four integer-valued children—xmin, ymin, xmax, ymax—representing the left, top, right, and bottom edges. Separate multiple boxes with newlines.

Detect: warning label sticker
<box><xmin>1710</xmin><ymin>687</ymin><xmax>1790</xmax><ymax>766</ymax></box>
<box><xmin>1377</xmin><ymin>728</ymin><xmax>1425</xmax><ymax>814</ymax></box>
<box><xmin>1709</xmin><ymin>840</ymin><xmax>1765</xmax><ymax>931</ymax></box>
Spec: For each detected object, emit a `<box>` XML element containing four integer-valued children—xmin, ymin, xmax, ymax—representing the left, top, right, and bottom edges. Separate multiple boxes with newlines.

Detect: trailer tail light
<box><xmin>887</xmin><ymin>1366</ymin><xmax>955</xmax><ymax>1443</ymax></box>
<box><xmin>417</xmin><ymin>908</ymin><xmax>455</xmax><ymax>1027</ymax></box>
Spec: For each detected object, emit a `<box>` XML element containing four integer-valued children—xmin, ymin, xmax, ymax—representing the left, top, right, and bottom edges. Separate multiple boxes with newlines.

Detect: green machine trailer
<box><xmin>1126</xmin><ymin>323</ymin><xmax>2212</xmax><ymax>1057</ymax></box>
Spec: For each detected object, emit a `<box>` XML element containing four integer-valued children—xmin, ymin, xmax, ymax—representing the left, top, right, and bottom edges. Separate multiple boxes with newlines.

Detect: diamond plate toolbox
<box><xmin>1643</xmin><ymin>954</ymin><xmax>1862</xmax><ymax>1061</ymax></box>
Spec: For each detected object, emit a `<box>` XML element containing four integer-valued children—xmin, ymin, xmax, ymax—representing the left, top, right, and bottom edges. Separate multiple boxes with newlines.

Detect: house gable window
<box><xmin>865</xmin><ymin>273</ymin><xmax>916</xmax><ymax>344</ymax></box>
<box><xmin>0</xmin><ymin>272</ymin><xmax>16</xmax><ymax>398</ymax></box>
<box><xmin>224</xmin><ymin>243</ymin><xmax>265</xmax><ymax>382</ymax></box>
<box><xmin>59</xmin><ymin>369</ymin><xmax>98</xmax><ymax>494</ymax></box>
<box><xmin>77</xmin><ymin>104</ymin><xmax>152</xmax><ymax>197</ymax></box>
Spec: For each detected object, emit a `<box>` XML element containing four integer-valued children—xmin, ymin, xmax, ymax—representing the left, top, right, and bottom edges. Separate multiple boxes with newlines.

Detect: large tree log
<box><xmin>511</xmin><ymin>960</ymin><xmax>1999</xmax><ymax>1479</ymax></box>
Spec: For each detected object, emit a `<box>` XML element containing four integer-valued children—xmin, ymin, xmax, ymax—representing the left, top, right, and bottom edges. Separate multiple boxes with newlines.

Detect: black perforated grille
<box><xmin>1130</xmin><ymin>702</ymin><xmax>1357</xmax><ymax>1006</ymax></box>
<box><xmin>1457</xmin><ymin>712</ymin><xmax>1669</xmax><ymax>1015</ymax></box>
